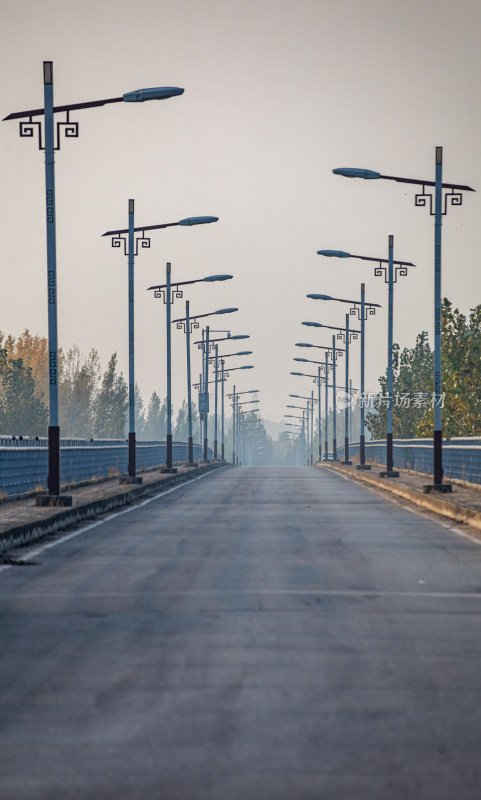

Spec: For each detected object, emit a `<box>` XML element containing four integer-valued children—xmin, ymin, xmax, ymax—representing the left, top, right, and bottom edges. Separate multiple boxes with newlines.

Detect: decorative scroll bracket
<box><xmin>19</xmin><ymin>110</ymin><xmax>79</xmax><ymax>151</ymax></box>
<box><xmin>415</xmin><ymin>185</ymin><xmax>463</xmax><ymax>217</ymax></box>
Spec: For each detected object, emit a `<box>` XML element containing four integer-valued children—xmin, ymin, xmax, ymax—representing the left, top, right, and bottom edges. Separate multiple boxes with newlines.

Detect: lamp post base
<box><xmin>159</xmin><ymin>467</ymin><xmax>178</xmax><ymax>474</ymax></box>
<box><xmin>356</xmin><ymin>464</ymin><xmax>372</xmax><ymax>471</ymax></box>
<box><xmin>423</xmin><ymin>483</ymin><xmax>453</xmax><ymax>494</ymax></box>
<box><xmin>36</xmin><ymin>493</ymin><xmax>72</xmax><ymax>507</ymax></box>
<box><xmin>379</xmin><ymin>470</ymin><xmax>400</xmax><ymax>478</ymax></box>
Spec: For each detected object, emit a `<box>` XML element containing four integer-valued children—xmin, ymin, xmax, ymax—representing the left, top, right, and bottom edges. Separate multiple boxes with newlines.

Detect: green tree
<box><xmin>134</xmin><ymin>383</ymin><xmax>146</xmax><ymax>439</ymax></box>
<box><xmin>418</xmin><ymin>300</ymin><xmax>481</xmax><ymax>437</ymax></box>
<box><xmin>366</xmin><ymin>332</ymin><xmax>434</xmax><ymax>440</ymax></box>
<box><xmin>92</xmin><ymin>353</ymin><xmax>128</xmax><ymax>439</ymax></box>
<box><xmin>144</xmin><ymin>392</ymin><xmax>168</xmax><ymax>440</ymax></box>
<box><xmin>60</xmin><ymin>346</ymin><xmax>100</xmax><ymax>438</ymax></box>
<box><xmin>173</xmin><ymin>400</ymin><xmax>189</xmax><ymax>440</ymax></box>
<box><xmin>0</xmin><ymin>350</ymin><xmax>48</xmax><ymax>436</ymax></box>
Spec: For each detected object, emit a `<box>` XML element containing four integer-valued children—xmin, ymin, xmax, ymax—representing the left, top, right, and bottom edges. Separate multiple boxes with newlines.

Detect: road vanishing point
<box><xmin>1</xmin><ymin>465</ymin><xmax>481</xmax><ymax>800</ymax></box>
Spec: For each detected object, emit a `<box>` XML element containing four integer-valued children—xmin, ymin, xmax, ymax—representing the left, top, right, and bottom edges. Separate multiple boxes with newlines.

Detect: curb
<box><xmin>0</xmin><ymin>462</ymin><xmax>229</xmax><ymax>552</ymax></box>
<box><xmin>319</xmin><ymin>463</ymin><xmax>481</xmax><ymax>533</ymax></box>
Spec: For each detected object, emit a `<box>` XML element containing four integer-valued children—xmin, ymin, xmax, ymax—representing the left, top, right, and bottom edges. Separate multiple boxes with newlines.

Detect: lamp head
<box><xmin>215</xmin><ymin>307</ymin><xmax>238</xmax><ymax>314</ymax></box>
<box><xmin>203</xmin><ymin>274</ymin><xmax>232</xmax><ymax>282</ymax></box>
<box><xmin>307</xmin><ymin>294</ymin><xmax>333</xmax><ymax>301</ymax></box>
<box><xmin>179</xmin><ymin>216</ymin><xmax>219</xmax><ymax>226</ymax></box>
<box><xmin>333</xmin><ymin>167</ymin><xmax>380</xmax><ymax>179</ymax></box>
<box><xmin>123</xmin><ymin>87</ymin><xmax>184</xmax><ymax>102</ymax></box>
<box><xmin>317</xmin><ymin>250</ymin><xmax>351</xmax><ymax>258</ymax></box>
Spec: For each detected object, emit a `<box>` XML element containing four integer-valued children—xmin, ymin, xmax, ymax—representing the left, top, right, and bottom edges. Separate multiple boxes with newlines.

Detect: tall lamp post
<box><xmin>211</xmin><ymin>350</ymin><xmax>252</xmax><ymax>459</ymax></box>
<box><xmin>103</xmin><ymin>210</ymin><xmax>220</xmax><ymax>478</ymax></box>
<box><xmin>226</xmin><ymin>385</ymin><xmax>258</xmax><ymax>465</ymax></box>
<box><xmin>308</xmin><ymin>280</ymin><xmax>381</xmax><ymax>467</ymax></box>
<box><xmin>313</xmin><ymin>242</ymin><xmax>414</xmax><ymax>476</ymax></box>
<box><xmin>333</xmin><ymin>153</ymin><xmax>474</xmax><ymax>490</ymax></box>
<box><xmin>147</xmin><ymin>271</ymin><xmax>233</xmax><ymax>470</ymax></box>
<box><xmin>4</xmin><ymin>63</ymin><xmax>184</xmax><ymax>504</ymax></box>
<box><xmin>296</xmin><ymin>336</ymin><xmax>346</xmax><ymax>459</ymax></box>
<box><xmin>172</xmin><ymin>304</ymin><xmax>237</xmax><ymax>464</ymax></box>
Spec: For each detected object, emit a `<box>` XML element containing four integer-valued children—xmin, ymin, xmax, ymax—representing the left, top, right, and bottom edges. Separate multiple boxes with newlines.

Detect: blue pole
<box><xmin>385</xmin><ymin>235</ymin><xmax>396</xmax><ymax>475</ymax></box>
<box><xmin>166</xmin><ymin>262</ymin><xmax>173</xmax><ymax>469</ymax></box>
<box><xmin>360</xmin><ymin>282</ymin><xmax>366</xmax><ymax>466</ymax></box>
<box><xmin>204</xmin><ymin>326</ymin><xmax>209</xmax><ymax>460</ymax></box>
<box><xmin>221</xmin><ymin>359</ymin><xmax>225</xmax><ymax>460</ymax></box>
<box><xmin>434</xmin><ymin>147</ymin><xmax>443</xmax><ymax>486</ymax></box>
<box><xmin>310</xmin><ymin>390</ymin><xmax>314</xmax><ymax>465</ymax></box>
<box><xmin>324</xmin><ymin>352</ymin><xmax>329</xmax><ymax>460</ymax></box>
<box><xmin>127</xmin><ymin>199</ymin><xmax>136</xmax><ymax>477</ymax></box>
<box><xmin>344</xmin><ymin>312</ymin><xmax>350</xmax><ymax>464</ymax></box>
<box><xmin>317</xmin><ymin>366</ymin><xmax>322</xmax><ymax>462</ymax></box>
<box><xmin>214</xmin><ymin>344</ymin><xmax>219</xmax><ymax>459</ymax></box>
<box><xmin>332</xmin><ymin>335</ymin><xmax>337</xmax><ymax>459</ymax></box>
<box><xmin>201</xmin><ymin>330</ymin><xmax>205</xmax><ymax>450</ymax></box>
<box><xmin>43</xmin><ymin>62</ymin><xmax>60</xmax><ymax>496</ymax></box>
<box><xmin>232</xmin><ymin>385</ymin><xmax>236</xmax><ymax>465</ymax></box>
<box><xmin>185</xmin><ymin>300</ymin><xmax>194</xmax><ymax>463</ymax></box>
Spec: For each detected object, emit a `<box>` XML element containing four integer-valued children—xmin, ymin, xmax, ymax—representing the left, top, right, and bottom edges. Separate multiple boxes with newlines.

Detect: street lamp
<box><xmin>296</xmin><ymin>337</ymin><xmax>345</xmax><ymax>459</ymax></box>
<box><xmin>172</xmin><ymin>304</ymin><xmax>237</xmax><ymax>464</ymax></box>
<box><xmin>103</xmin><ymin>208</ymin><xmax>221</xmax><ymax>479</ymax></box>
<box><xmin>309</xmin><ymin>273</ymin><xmax>381</xmax><ymax>469</ymax></box>
<box><xmin>3</xmin><ymin>63</ymin><xmax>184</xmax><ymax>504</ymax></box>
<box><xmin>333</xmin><ymin>153</ymin><xmax>475</xmax><ymax>491</ymax></box>
<box><xmin>212</xmin><ymin>350</ymin><xmax>252</xmax><ymax>459</ymax></box>
<box><xmin>315</xmin><ymin>241</ymin><xmax>414</xmax><ymax>477</ymax></box>
<box><xmin>147</xmin><ymin>269</ymin><xmax>232</xmax><ymax>470</ymax></box>
<box><xmin>308</xmin><ymin>287</ymin><xmax>380</xmax><ymax>466</ymax></box>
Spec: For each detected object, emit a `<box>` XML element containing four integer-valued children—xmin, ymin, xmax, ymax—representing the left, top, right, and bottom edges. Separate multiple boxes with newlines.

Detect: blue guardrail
<box><xmin>0</xmin><ymin>438</ymin><xmax>212</xmax><ymax>495</ymax></box>
<box><xmin>348</xmin><ymin>438</ymin><xmax>481</xmax><ymax>485</ymax></box>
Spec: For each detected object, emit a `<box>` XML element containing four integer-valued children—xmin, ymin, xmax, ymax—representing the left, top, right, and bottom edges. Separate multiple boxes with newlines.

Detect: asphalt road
<box><xmin>1</xmin><ymin>465</ymin><xmax>481</xmax><ymax>799</ymax></box>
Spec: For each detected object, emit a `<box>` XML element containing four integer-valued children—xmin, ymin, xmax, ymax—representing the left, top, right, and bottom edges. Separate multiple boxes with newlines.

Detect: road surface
<box><xmin>1</xmin><ymin>465</ymin><xmax>481</xmax><ymax>799</ymax></box>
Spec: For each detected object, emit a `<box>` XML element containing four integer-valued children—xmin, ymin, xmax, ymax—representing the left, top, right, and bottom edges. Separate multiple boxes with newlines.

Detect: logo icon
<box><xmin>336</xmin><ymin>390</ymin><xmax>353</xmax><ymax>410</ymax></box>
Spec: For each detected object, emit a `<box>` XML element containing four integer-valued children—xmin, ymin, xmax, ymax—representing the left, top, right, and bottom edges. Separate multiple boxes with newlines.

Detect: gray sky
<box><xmin>1</xmin><ymin>0</ymin><xmax>480</xmax><ymax>425</ymax></box>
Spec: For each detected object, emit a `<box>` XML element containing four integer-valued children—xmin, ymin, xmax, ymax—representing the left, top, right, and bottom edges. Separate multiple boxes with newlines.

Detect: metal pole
<box><xmin>232</xmin><ymin>385</ymin><xmax>236</xmax><ymax>465</ymax></box>
<box><xmin>221</xmin><ymin>359</ymin><xmax>225</xmax><ymax>460</ymax></box>
<box><xmin>204</xmin><ymin>326</ymin><xmax>209</xmax><ymax>460</ymax></box>
<box><xmin>310</xmin><ymin>390</ymin><xmax>314</xmax><ymax>465</ymax></box>
<box><xmin>185</xmin><ymin>301</ymin><xmax>194</xmax><ymax>463</ymax></box>
<box><xmin>318</xmin><ymin>366</ymin><xmax>322</xmax><ymax>462</ymax></box>
<box><xmin>199</xmin><ymin>372</ymin><xmax>203</xmax><ymax>447</ymax></box>
<box><xmin>127</xmin><ymin>200</ymin><xmax>136</xmax><ymax>477</ymax></box>
<box><xmin>344</xmin><ymin>312</ymin><xmax>350</xmax><ymax>464</ymax></box>
<box><xmin>214</xmin><ymin>344</ymin><xmax>218</xmax><ymax>460</ymax></box>
<box><xmin>350</xmin><ymin>378</ymin><xmax>353</xmax><ymax>442</ymax></box>
<box><xmin>332</xmin><ymin>335</ymin><xmax>337</xmax><ymax>460</ymax></box>
<box><xmin>433</xmin><ymin>146</ymin><xmax>444</xmax><ymax>486</ymax></box>
<box><xmin>43</xmin><ymin>62</ymin><xmax>61</xmax><ymax>496</ymax></box>
<box><xmin>360</xmin><ymin>282</ymin><xmax>366</xmax><ymax>466</ymax></box>
<box><xmin>236</xmin><ymin>396</ymin><xmax>240</xmax><ymax>465</ymax></box>
<box><xmin>166</xmin><ymin>262</ymin><xmax>173</xmax><ymax>469</ymax></box>
<box><xmin>324</xmin><ymin>351</ymin><xmax>329</xmax><ymax>460</ymax></box>
<box><xmin>386</xmin><ymin>236</ymin><xmax>395</xmax><ymax>475</ymax></box>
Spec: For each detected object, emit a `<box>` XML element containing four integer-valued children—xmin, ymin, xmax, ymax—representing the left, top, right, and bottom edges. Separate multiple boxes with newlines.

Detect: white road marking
<box><xmin>3</xmin><ymin>589</ymin><xmax>481</xmax><ymax>600</ymax></box>
<box><xmin>0</xmin><ymin>469</ymin><xmax>224</xmax><ymax>574</ymax></box>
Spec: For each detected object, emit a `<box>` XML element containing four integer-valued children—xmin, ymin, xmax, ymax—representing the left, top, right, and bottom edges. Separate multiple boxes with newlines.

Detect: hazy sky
<box><xmin>1</xmin><ymin>0</ymin><xmax>480</xmax><ymax>426</ymax></box>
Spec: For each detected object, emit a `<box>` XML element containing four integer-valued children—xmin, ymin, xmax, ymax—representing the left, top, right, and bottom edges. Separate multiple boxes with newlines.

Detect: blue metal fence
<box><xmin>0</xmin><ymin>438</ymin><xmax>211</xmax><ymax>495</ymax></box>
<box><xmin>348</xmin><ymin>438</ymin><xmax>481</xmax><ymax>485</ymax></box>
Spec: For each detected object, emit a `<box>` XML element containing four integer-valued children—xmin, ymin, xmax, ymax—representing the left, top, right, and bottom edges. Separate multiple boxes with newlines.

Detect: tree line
<box><xmin>0</xmin><ymin>330</ymin><xmax>199</xmax><ymax>439</ymax></box>
<box><xmin>366</xmin><ymin>299</ymin><xmax>481</xmax><ymax>439</ymax></box>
